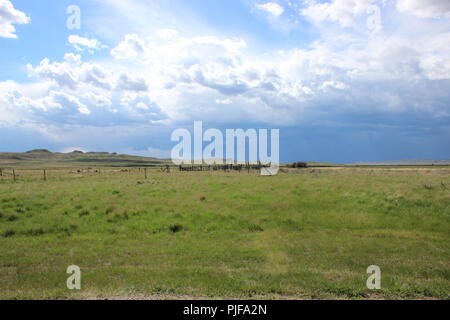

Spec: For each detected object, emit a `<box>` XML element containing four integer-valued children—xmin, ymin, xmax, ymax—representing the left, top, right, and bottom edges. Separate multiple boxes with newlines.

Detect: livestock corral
<box><xmin>0</xmin><ymin>163</ymin><xmax>449</xmax><ymax>299</ymax></box>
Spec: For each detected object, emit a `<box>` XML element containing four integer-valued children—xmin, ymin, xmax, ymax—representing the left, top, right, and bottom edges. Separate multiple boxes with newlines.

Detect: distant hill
<box><xmin>349</xmin><ymin>159</ymin><xmax>450</xmax><ymax>166</ymax></box>
<box><xmin>0</xmin><ymin>150</ymin><xmax>169</xmax><ymax>168</ymax></box>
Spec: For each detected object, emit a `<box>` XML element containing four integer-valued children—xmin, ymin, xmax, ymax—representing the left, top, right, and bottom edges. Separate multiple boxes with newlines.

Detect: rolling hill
<box><xmin>0</xmin><ymin>149</ymin><xmax>169</xmax><ymax>168</ymax></box>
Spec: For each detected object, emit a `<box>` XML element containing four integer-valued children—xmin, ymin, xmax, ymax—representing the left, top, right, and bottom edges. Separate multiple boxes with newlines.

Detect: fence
<box><xmin>0</xmin><ymin>164</ymin><xmax>270</xmax><ymax>183</ymax></box>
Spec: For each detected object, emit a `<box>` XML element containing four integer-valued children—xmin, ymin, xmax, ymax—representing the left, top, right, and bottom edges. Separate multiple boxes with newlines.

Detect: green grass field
<box><xmin>0</xmin><ymin>167</ymin><xmax>449</xmax><ymax>299</ymax></box>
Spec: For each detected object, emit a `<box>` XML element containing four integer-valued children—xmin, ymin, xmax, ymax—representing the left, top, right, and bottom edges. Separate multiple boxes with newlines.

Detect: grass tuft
<box><xmin>248</xmin><ymin>224</ymin><xmax>264</xmax><ymax>232</ymax></box>
<box><xmin>169</xmin><ymin>224</ymin><xmax>183</xmax><ymax>233</ymax></box>
<box><xmin>7</xmin><ymin>215</ymin><xmax>18</xmax><ymax>222</ymax></box>
<box><xmin>23</xmin><ymin>228</ymin><xmax>45</xmax><ymax>236</ymax></box>
<box><xmin>78</xmin><ymin>210</ymin><xmax>90</xmax><ymax>217</ymax></box>
<box><xmin>2</xmin><ymin>229</ymin><xmax>16</xmax><ymax>237</ymax></box>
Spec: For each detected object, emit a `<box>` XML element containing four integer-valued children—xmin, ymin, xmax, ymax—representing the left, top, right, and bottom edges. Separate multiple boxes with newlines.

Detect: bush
<box><xmin>248</xmin><ymin>224</ymin><xmax>264</xmax><ymax>232</ymax></box>
<box><xmin>105</xmin><ymin>206</ymin><xmax>115</xmax><ymax>215</ymax></box>
<box><xmin>79</xmin><ymin>210</ymin><xmax>90</xmax><ymax>217</ymax></box>
<box><xmin>169</xmin><ymin>224</ymin><xmax>183</xmax><ymax>233</ymax></box>
<box><xmin>291</xmin><ymin>162</ymin><xmax>308</xmax><ymax>168</ymax></box>
<box><xmin>3</xmin><ymin>229</ymin><xmax>16</xmax><ymax>237</ymax></box>
<box><xmin>7</xmin><ymin>215</ymin><xmax>18</xmax><ymax>222</ymax></box>
<box><xmin>23</xmin><ymin>228</ymin><xmax>45</xmax><ymax>236</ymax></box>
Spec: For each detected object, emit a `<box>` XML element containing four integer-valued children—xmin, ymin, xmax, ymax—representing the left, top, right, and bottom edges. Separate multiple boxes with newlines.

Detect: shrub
<box><xmin>79</xmin><ymin>210</ymin><xmax>90</xmax><ymax>217</ymax></box>
<box><xmin>291</xmin><ymin>161</ymin><xmax>308</xmax><ymax>168</ymax></box>
<box><xmin>248</xmin><ymin>224</ymin><xmax>264</xmax><ymax>232</ymax></box>
<box><xmin>105</xmin><ymin>206</ymin><xmax>115</xmax><ymax>215</ymax></box>
<box><xmin>7</xmin><ymin>215</ymin><xmax>18</xmax><ymax>222</ymax></box>
<box><xmin>3</xmin><ymin>229</ymin><xmax>16</xmax><ymax>237</ymax></box>
<box><xmin>23</xmin><ymin>228</ymin><xmax>45</xmax><ymax>236</ymax></box>
<box><xmin>169</xmin><ymin>224</ymin><xmax>183</xmax><ymax>233</ymax></box>
<box><xmin>422</xmin><ymin>183</ymin><xmax>433</xmax><ymax>190</ymax></box>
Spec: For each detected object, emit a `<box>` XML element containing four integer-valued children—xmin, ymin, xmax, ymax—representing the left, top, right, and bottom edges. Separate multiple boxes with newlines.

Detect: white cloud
<box><xmin>27</xmin><ymin>53</ymin><xmax>148</xmax><ymax>93</ymax></box>
<box><xmin>116</xmin><ymin>74</ymin><xmax>148</xmax><ymax>92</ymax></box>
<box><xmin>256</xmin><ymin>2</ymin><xmax>285</xmax><ymax>17</ymax></box>
<box><xmin>28</xmin><ymin>54</ymin><xmax>82</xmax><ymax>90</ymax></box>
<box><xmin>68</xmin><ymin>35</ymin><xmax>107</xmax><ymax>52</ymax></box>
<box><xmin>81</xmin><ymin>63</ymin><xmax>113</xmax><ymax>90</ymax></box>
<box><xmin>5</xmin><ymin>23</ymin><xmax>450</xmax><ymax>129</ymax></box>
<box><xmin>215</xmin><ymin>98</ymin><xmax>233</xmax><ymax>104</ymax></box>
<box><xmin>2</xmin><ymin>89</ymin><xmax>90</xmax><ymax>119</ymax></box>
<box><xmin>397</xmin><ymin>0</ymin><xmax>450</xmax><ymax>19</ymax></box>
<box><xmin>320</xmin><ymin>80</ymin><xmax>349</xmax><ymax>90</ymax></box>
<box><xmin>50</xmin><ymin>91</ymin><xmax>90</xmax><ymax>115</ymax></box>
<box><xmin>110</xmin><ymin>34</ymin><xmax>146</xmax><ymax>59</ymax></box>
<box><xmin>155</xmin><ymin>29</ymin><xmax>179</xmax><ymax>41</ymax></box>
<box><xmin>83</xmin><ymin>92</ymin><xmax>112</xmax><ymax>107</ymax></box>
<box><xmin>0</xmin><ymin>0</ymin><xmax>30</xmax><ymax>38</ymax></box>
<box><xmin>60</xmin><ymin>146</ymin><xmax>89</xmax><ymax>153</ymax></box>
<box><xmin>301</xmin><ymin>0</ymin><xmax>377</xmax><ymax>27</ymax></box>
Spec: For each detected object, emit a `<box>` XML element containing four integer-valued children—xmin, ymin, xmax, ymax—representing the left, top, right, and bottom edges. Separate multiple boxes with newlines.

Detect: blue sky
<box><xmin>0</xmin><ymin>0</ymin><xmax>449</xmax><ymax>163</ymax></box>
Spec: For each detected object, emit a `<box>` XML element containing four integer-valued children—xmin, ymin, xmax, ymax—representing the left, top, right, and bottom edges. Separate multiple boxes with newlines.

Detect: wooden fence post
<box><xmin>43</xmin><ymin>169</ymin><xmax>47</xmax><ymax>181</ymax></box>
<box><xmin>0</xmin><ymin>168</ymin><xmax>2</xmax><ymax>176</ymax></box>
<box><xmin>12</xmin><ymin>169</ymin><xmax>16</xmax><ymax>182</ymax></box>
<box><xmin>144</xmin><ymin>168</ymin><xmax>147</xmax><ymax>179</ymax></box>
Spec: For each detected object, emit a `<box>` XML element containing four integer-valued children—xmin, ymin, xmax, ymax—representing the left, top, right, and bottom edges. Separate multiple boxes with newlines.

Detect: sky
<box><xmin>0</xmin><ymin>0</ymin><xmax>449</xmax><ymax>163</ymax></box>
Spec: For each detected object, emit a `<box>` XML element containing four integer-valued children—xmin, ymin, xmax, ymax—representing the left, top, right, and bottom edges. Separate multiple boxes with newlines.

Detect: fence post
<box><xmin>144</xmin><ymin>168</ymin><xmax>147</xmax><ymax>179</ymax></box>
<box><xmin>43</xmin><ymin>169</ymin><xmax>47</xmax><ymax>181</ymax></box>
<box><xmin>12</xmin><ymin>169</ymin><xmax>16</xmax><ymax>182</ymax></box>
<box><xmin>0</xmin><ymin>168</ymin><xmax>2</xmax><ymax>176</ymax></box>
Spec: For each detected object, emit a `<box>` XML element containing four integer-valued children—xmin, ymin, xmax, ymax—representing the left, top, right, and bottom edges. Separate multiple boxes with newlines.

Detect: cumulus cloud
<box><xmin>116</xmin><ymin>74</ymin><xmax>148</xmax><ymax>92</ymax></box>
<box><xmin>0</xmin><ymin>0</ymin><xmax>30</xmax><ymax>38</ymax></box>
<box><xmin>215</xmin><ymin>98</ymin><xmax>233</xmax><ymax>104</ymax></box>
<box><xmin>119</xmin><ymin>92</ymin><xmax>167</xmax><ymax>123</ymax></box>
<box><xmin>256</xmin><ymin>2</ymin><xmax>285</xmax><ymax>17</ymax></box>
<box><xmin>27</xmin><ymin>53</ymin><xmax>149</xmax><ymax>93</ymax></box>
<box><xmin>29</xmin><ymin>54</ymin><xmax>82</xmax><ymax>90</ymax></box>
<box><xmin>49</xmin><ymin>91</ymin><xmax>90</xmax><ymax>115</ymax></box>
<box><xmin>110</xmin><ymin>34</ymin><xmax>146</xmax><ymax>59</ymax></box>
<box><xmin>68</xmin><ymin>35</ymin><xmax>107</xmax><ymax>52</ymax></box>
<box><xmin>81</xmin><ymin>63</ymin><xmax>113</xmax><ymax>90</ymax></box>
<box><xmin>320</xmin><ymin>80</ymin><xmax>349</xmax><ymax>90</ymax></box>
<box><xmin>83</xmin><ymin>92</ymin><xmax>112</xmax><ymax>107</ymax></box>
<box><xmin>301</xmin><ymin>0</ymin><xmax>377</xmax><ymax>28</ymax></box>
<box><xmin>5</xmin><ymin>24</ymin><xmax>450</xmax><ymax>129</ymax></box>
<box><xmin>1</xmin><ymin>89</ymin><xmax>90</xmax><ymax>124</ymax></box>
